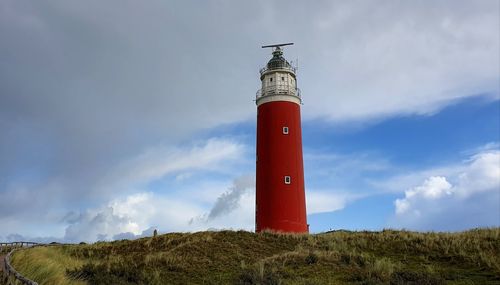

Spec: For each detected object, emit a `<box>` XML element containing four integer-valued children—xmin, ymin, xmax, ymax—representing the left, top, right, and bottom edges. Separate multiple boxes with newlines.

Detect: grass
<box><xmin>9</xmin><ymin>246</ymin><xmax>86</xmax><ymax>285</ymax></box>
<box><xmin>8</xmin><ymin>228</ymin><xmax>500</xmax><ymax>284</ymax></box>
<box><xmin>1</xmin><ymin>246</ymin><xmax>13</xmax><ymax>254</ymax></box>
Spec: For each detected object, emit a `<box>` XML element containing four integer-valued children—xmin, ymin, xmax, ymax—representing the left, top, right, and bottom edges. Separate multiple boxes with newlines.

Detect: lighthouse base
<box><xmin>257</xmin><ymin>220</ymin><xmax>309</xmax><ymax>233</ymax></box>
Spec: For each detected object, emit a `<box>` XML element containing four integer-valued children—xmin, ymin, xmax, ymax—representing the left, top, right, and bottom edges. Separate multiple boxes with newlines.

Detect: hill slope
<box><xmin>9</xmin><ymin>229</ymin><xmax>500</xmax><ymax>284</ymax></box>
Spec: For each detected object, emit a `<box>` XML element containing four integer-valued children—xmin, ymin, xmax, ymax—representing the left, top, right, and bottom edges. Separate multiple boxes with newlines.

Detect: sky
<box><xmin>0</xmin><ymin>0</ymin><xmax>499</xmax><ymax>243</ymax></box>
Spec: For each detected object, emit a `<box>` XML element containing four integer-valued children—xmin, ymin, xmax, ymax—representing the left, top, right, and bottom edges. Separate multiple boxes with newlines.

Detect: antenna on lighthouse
<box><xmin>261</xmin><ymin>42</ymin><xmax>294</xmax><ymax>48</ymax></box>
<box><xmin>261</xmin><ymin>42</ymin><xmax>294</xmax><ymax>50</ymax></box>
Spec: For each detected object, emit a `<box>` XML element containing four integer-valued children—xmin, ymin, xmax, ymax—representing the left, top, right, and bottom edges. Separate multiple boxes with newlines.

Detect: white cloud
<box><xmin>64</xmin><ymin>207</ymin><xmax>135</xmax><ymax>242</ymax></box>
<box><xmin>456</xmin><ymin>151</ymin><xmax>500</xmax><ymax>196</ymax></box>
<box><xmin>391</xmin><ymin>149</ymin><xmax>500</xmax><ymax>230</ymax></box>
<box><xmin>63</xmin><ymin>192</ymin><xmax>205</xmax><ymax>242</ymax></box>
<box><xmin>101</xmin><ymin>138</ymin><xmax>247</xmax><ymax>191</ymax></box>
<box><xmin>306</xmin><ymin>191</ymin><xmax>350</xmax><ymax>214</ymax></box>
<box><xmin>394</xmin><ymin>176</ymin><xmax>452</xmax><ymax>215</ymax></box>
<box><xmin>302</xmin><ymin>1</ymin><xmax>499</xmax><ymax>122</ymax></box>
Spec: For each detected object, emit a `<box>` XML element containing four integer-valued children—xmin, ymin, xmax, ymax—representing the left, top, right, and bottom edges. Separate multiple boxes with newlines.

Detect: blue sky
<box><xmin>306</xmin><ymin>96</ymin><xmax>500</xmax><ymax>231</ymax></box>
<box><xmin>0</xmin><ymin>0</ymin><xmax>499</xmax><ymax>242</ymax></box>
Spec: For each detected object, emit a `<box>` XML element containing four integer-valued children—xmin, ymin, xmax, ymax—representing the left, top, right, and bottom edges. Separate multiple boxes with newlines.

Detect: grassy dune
<box><xmin>9</xmin><ymin>247</ymin><xmax>86</xmax><ymax>285</ymax></box>
<box><xmin>9</xmin><ymin>228</ymin><xmax>500</xmax><ymax>284</ymax></box>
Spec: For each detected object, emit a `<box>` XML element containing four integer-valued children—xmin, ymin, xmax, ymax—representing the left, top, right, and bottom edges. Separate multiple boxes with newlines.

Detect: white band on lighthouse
<box><xmin>256</xmin><ymin>93</ymin><xmax>301</xmax><ymax>106</ymax></box>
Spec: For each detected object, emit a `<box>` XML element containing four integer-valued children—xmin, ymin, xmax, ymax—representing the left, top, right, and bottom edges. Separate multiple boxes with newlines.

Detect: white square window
<box><xmin>283</xmin><ymin>127</ymin><xmax>289</xmax><ymax>134</ymax></box>
<box><xmin>284</xmin><ymin>176</ymin><xmax>291</xmax><ymax>184</ymax></box>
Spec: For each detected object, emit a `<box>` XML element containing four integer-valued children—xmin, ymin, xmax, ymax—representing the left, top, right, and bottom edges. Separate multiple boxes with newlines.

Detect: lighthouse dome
<box><xmin>266</xmin><ymin>48</ymin><xmax>292</xmax><ymax>70</ymax></box>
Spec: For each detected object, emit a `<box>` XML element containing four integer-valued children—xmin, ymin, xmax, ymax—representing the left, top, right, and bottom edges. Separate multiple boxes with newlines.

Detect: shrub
<box><xmin>305</xmin><ymin>252</ymin><xmax>318</xmax><ymax>265</ymax></box>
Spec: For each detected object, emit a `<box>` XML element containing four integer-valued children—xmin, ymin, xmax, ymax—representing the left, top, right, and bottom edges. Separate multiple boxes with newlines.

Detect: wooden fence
<box><xmin>1</xmin><ymin>242</ymin><xmax>40</xmax><ymax>285</ymax></box>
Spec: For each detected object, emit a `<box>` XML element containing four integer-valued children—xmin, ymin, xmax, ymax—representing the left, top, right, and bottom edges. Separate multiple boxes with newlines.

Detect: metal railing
<box><xmin>259</xmin><ymin>64</ymin><xmax>297</xmax><ymax>76</ymax></box>
<box><xmin>256</xmin><ymin>86</ymin><xmax>301</xmax><ymax>100</ymax></box>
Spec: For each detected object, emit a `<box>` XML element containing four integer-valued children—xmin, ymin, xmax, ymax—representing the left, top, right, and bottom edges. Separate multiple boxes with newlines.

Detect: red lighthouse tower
<box><xmin>255</xmin><ymin>43</ymin><xmax>308</xmax><ymax>233</ymax></box>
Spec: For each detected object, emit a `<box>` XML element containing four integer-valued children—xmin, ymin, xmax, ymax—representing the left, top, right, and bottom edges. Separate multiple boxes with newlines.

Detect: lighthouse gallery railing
<box><xmin>256</xmin><ymin>86</ymin><xmax>301</xmax><ymax>100</ymax></box>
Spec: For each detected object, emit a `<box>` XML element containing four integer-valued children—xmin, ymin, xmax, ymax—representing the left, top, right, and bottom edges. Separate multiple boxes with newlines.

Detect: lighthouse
<box><xmin>255</xmin><ymin>43</ymin><xmax>308</xmax><ymax>233</ymax></box>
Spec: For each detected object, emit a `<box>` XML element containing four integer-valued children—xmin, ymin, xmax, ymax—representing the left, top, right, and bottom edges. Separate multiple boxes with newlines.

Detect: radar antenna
<box><xmin>261</xmin><ymin>42</ymin><xmax>294</xmax><ymax>49</ymax></box>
